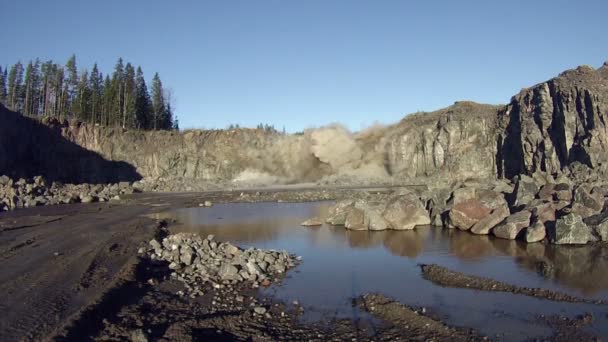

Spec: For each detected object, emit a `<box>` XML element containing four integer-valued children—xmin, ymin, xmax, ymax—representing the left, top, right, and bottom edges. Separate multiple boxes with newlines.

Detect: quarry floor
<box><xmin>0</xmin><ymin>188</ymin><xmax>601</xmax><ymax>341</ymax></box>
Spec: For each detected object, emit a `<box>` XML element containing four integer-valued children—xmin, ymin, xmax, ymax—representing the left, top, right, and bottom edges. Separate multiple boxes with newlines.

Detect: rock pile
<box><xmin>143</xmin><ymin>233</ymin><xmax>300</xmax><ymax>297</ymax></box>
<box><xmin>325</xmin><ymin>171</ymin><xmax>608</xmax><ymax>245</ymax></box>
<box><xmin>0</xmin><ymin>175</ymin><xmax>135</xmax><ymax>212</ymax></box>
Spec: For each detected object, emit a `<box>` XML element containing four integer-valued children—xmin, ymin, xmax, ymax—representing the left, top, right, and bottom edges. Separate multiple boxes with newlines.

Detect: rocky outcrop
<box><xmin>498</xmin><ymin>63</ymin><xmax>608</xmax><ymax>178</ymax></box>
<box><xmin>381</xmin><ymin>102</ymin><xmax>502</xmax><ymax>180</ymax></box>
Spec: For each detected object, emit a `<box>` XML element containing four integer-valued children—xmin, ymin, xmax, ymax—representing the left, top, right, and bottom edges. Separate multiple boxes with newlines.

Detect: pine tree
<box><xmin>0</xmin><ymin>66</ymin><xmax>7</xmax><ymax>106</ymax></box>
<box><xmin>135</xmin><ymin>67</ymin><xmax>151</xmax><ymax>129</ymax></box>
<box><xmin>123</xmin><ymin>63</ymin><xmax>136</xmax><ymax>128</ymax></box>
<box><xmin>102</xmin><ymin>75</ymin><xmax>112</xmax><ymax>126</ymax></box>
<box><xmin>110</xmin><ymin>58</ymin><xmax>125</xmax><ymax>126</ymax></box>
<box><xmin>162</xmin><ymin>89</ymin><xmax>174</xmax><ymax>129</ymax></box>
<box><xmin>89</xmin><ymin>64</ymin><xmax>103</xmax><ymax>125</ymax></box>
<box><xmin>151</xmin><ymin>72</ymin><xmax>164</xmax><ymax>130</ymax></box>
<box><xmin>65</xmin><ymin>54</ymin><xmax>78</xmax><ymax>115</ymax></box>
<box><xmin>74</xmin><ymin>70</ymin><xmax>90</xmax><ymax>121</ymax></box>
<box><xmin>7</xmin><ymin>61</ymin><xmax>24</xmax><ymax>111</ymax></box>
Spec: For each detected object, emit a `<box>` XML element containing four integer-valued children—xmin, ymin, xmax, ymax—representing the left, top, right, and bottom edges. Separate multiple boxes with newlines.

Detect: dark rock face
<box><xmin>0</xmin><ymin>105</ymin><xmax>141</xmax><ymax>184</ymax></box>
<box><xmin>498</xmin><ymin>64</ymin><xmax>608</xmax><ymax>179</ymax></box>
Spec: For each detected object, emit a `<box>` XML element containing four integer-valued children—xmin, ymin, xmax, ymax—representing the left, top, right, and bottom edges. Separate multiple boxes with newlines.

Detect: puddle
<box><xmin>157</xmin><ymin>201</ymin><xmax>608</xmax><ymax>340</ymax></box>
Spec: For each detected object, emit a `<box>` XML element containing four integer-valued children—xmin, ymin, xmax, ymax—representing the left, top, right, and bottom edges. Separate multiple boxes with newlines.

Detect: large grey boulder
<box><xmin>511</xmin><ymin>175</ymin><xmax>539</xmax><ymax>208</ymax></box>
<box><xmin>525</xmin><ymin>220</ymin><xmax>546</xmax><ymax>243</ymax></box>
<box><xmin>382</xmin><ymin>195</ymin><xmax>430</xmax><ymax>230</ymax></box>
<box><xmin>549</xmin><ymin>213</ymin><xmax>595</xmax><ymax>245</ymax></box>
<box><xmin>344</xmin><ymin>200</ymin><xmax>389</xmax><ymax>231</ymax></box>
<box><xmin>571</xmin><ymin>184</ymin><xmax>604</xmax><ymax>218</ymax></box>
<box><xmin>493</xmin><ymin>210</ymin><xmax>531</xmax><ymax>240</ymax></box>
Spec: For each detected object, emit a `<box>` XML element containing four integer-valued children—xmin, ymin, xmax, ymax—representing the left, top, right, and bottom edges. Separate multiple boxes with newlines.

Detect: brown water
<box><xmin>162</xmin><ymin>201</ymin><xmax>608</xmax><ymax>341</ymax></box>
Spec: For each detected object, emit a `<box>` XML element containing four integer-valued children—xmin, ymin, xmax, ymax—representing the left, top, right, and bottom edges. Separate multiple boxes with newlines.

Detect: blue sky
<box><xmin>1</xmin><ymin>0</ymin><xmax>607</xmax><ymax>132</ymax></box>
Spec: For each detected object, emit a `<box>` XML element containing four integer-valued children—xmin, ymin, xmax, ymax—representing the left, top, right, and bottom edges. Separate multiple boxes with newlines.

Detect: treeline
<box><xmin>0</xmin><ymin>54</ymin><xmax>178</xmax><ymax>130</ymax></box>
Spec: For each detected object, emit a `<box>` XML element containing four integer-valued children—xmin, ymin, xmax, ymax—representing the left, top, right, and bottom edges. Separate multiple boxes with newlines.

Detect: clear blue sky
<box><xmin>1</xmin><ymin>0</ymin><xmax>607</xmax><ymax>132</ymax></box>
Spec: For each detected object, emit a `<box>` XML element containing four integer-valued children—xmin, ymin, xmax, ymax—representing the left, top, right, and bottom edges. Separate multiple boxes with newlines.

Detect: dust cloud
<box><xmin>232</xmin><ymin>124</ymin><xmax>391</xmax><ymax>186</ymax></box>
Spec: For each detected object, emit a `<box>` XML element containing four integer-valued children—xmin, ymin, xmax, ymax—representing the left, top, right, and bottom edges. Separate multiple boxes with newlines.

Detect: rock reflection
<box><xmin>160</xmin><ymin>202</ymin><xmax>608</xmax><ymax>296</ymax></box>
<box><xmin>515</xmin><ymin>244</ymin><xmax>608</xmax><ymax>295</ymax></box>
<box><xmin>383</xmin><ymin>228</ymin><xmax>430</xmax><ymax>257</ymax></box>
<box><xmin>447</xmin><ymin>230</ymin><xmax>500</xmax><ymax>260</ymax></box>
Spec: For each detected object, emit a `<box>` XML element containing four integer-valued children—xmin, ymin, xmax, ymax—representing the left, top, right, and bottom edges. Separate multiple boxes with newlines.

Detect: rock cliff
<box><xmin>498</xmin><ymin>63</ymin><xmax>608</xmax><ymax>178</ymax></box>
<box><xmin>2</xmin><ymin>62</ymin><xmax>607</xmax><ymax>187</ymax></box>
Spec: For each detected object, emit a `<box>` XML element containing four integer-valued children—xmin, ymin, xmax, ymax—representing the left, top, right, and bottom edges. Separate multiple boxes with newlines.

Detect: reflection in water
<box><xmin>159</xmin><ymin>201</ymin><xmax>608</xmax><ymax>339</ymax></box>
<box><xmin>161</xmin><ymin>202</ymin><xmax>608</xmax><ymax>296</ymax></box>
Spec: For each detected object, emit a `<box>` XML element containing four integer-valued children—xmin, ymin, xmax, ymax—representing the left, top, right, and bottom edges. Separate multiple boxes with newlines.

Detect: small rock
<box><xmin>254</xmin><ymin>306</ymin><xmax>267</xmax><ymax>315</ymax></box>
<box><xmin>300</xmin><ymin>217</ymin><xmax>323</xmax><ymax>227</ymax></box>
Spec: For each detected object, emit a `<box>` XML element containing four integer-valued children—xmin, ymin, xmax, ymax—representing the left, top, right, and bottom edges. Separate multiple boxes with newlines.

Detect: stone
<box><xmin>596</xmin><ymin>219</ymin><xmax>608</xmax><ymax>241</ymax></box>
<box><xmin>493</xmin><ymin>210</ymin><xmax>531</xmax><ymax>240</ymax></box>
<box><xmin>326</xmin><ymin>200</ymin><xmax>354</xmax><ymax>225</ymax></box>
<box><xmin>80</xmin><ymin>195</ymin><xmax>95</xmax><ymax>203</ymax></box>
<box><xmin>301</xmin><ymin>217</ymin><xmax>323</xmax><ymax>227</ymax></box>
<box><xmin>382</xmin><ymin>195</ymin><xmax>430</xmax><ymax>230</ymax></box>
<box><xmin>525</xmin><ymin>220</ymin><xmax>546</xmax><ymax>243</ymax></box>
<box><xmin>470</xmin><ymin>206</ymin><xmax>510</xmax><ymax>235</ymax></box>
<box><xmin>553</xmin><ymin>183</ymin><xmax>572</xmax><ymax>201</ymax></box>
<box><xmin>0</xmin><ymin>175</ymin><xmax>10</xmax><ymax>186</ymax></box>
<box><xmin>344</xmin><ymin>206</ymin><xmax>366</xmax><ymax>230</ymax></box>
<box><xmin>149</xmin><ymin>239</ymin><xmax>162</xmax><ymax>251</ymax></box>
<box><xmin>449</xmin><ymin>199</ymin><xmax>492</xmax><ymax>230</ymax></box>
<box><xmin>130</xmin><ymin>329</ymin><xmax>149</xmax><ymax>342</ymax></box>
<box><xmin>537</xmin><ymin>184</ymin><xmax>555</xmax><ymax>200</ymax></box>
<box><xmin>204</xmin><ymin>200</ymin><xmax>213</xmax><ymax>207</ymax></box>
<box><xmin>254</xmin><ymin>306</ymin><xmax>267</xmax><ymax>315</ymax></box>
<box><xmin>549</xmin><ymin>213</ymin><xmax>594</xmax><ymax>245</ymax></box>
<box><xmin>571</xmin><ymin>184</ymin><xmax>604</xmax><ymax>218</ymax></box>
<box><xmin>448</xmin><ymin>187</ymin><xmax>477</xmax><ymax>205</ymax></box>
<box><xmin>511</xmin><ymin>175</ymin><xmax>539</xmax><ymax>208</ymax></box>
<box><xmin>528</xmin><ymin>202</ymin><xmax>556</xmax><ymax>224</ymax></box>
<box><xmin>180</xmin><ymin>246</ymin><xmax>194</xmax><ymax>265</ymax></box>
<box><xmin>224</xmin><ymin>243</ymin><xmax>241</xmax><ymax>255</ymax></box>
<box><xmin>218</xmin><ymin>264</ymin><xmax>239</xmax><ymax>280</ymax></box>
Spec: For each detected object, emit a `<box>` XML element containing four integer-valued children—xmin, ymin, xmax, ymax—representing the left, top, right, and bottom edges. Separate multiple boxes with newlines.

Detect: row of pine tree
<box><xmin>0</xmin><ymin>55</ymin><xmax>178</xmax><ymax>130</ymax></box>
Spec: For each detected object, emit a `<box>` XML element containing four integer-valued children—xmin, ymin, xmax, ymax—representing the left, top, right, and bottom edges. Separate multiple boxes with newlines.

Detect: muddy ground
<box><xmin>0</xmin><ymin>187</ymin><xmax>604</xmax><ymax>341</ymax></box>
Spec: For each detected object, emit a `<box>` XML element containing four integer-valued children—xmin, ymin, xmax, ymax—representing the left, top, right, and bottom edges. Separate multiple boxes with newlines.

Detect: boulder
<box><xmin>301</xmin><ymin>218</ymin><xmax>323</xmax><ymax>227</ymax></box>
<box><xmin>537</xmin><ymin>184</ymin><xmax>555</xmax><ymax>201</ymax></box>
<box><xmin>571</xmin><ymin>184</ymin><xmax>604</xmax><ymax>218</ymax></box>
<box><xmin>511</xmin><ymin>175</ymin><xmax>539</xmax><ymax>208</ymax></box>
<box><xmin>525</xmin><ymin>220</ymin><xmax>546</xmax><ymax>243</ymax></box>
<box><xmin>344</xmin><ymin>206</ymin><xmax>366</xmax><ymax>230</ymax></box>
<box><xmin>596</xmin><ymin>219</ymin><xmax>608</xmax><ymax>242</ymax></box>
<box><xmin>326</xmin><ymin>200</ymin><xmax>355</xmax><ymax>225</ymax></box>
<box><xmin>344</xmin><ymin>200</ymin><xmax>389</xmax><ymax>231</ymax></box>
<box><xmin>549</xmin><ymin>213</ymin><xmax>595</xmax><ymax>245</ymax></box>
<box><xmin>528</xmin><ymin>201</ymin><xmax>556</xmax><ymax>224</ymax></box>
<box><xmin>449</xmin><ymin>199</ymin><xmax>492</xmax><ymax>230</ymax></box>
<box><xmin>382</xmin><ymin>195</ymin><xmax>430</xmax><ymax>230</ymax></box>
<box><xmin>470</xmin><ymin>206</ymin><xmax>510</xmax><ymax>235</ymax></box>
<box><xmin>553</xmin><ymin>183</ymin><xmax>572</xmax><ymax>202</ymax></box>
<box><xmin>218</xmin><ymin>263</ymin><xmax>239</xmax><ymax>280</ymax></box>
<box><xmin>493</xmin><ymin>210</ymin><xmax>531</xmax><ymax>240</ymax></box>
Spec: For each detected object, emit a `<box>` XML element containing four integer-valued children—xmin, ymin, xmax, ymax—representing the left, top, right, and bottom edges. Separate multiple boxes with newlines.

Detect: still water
<box><xmin>162</xmin><ymin>201</ymin><xmax>608</xmax><ymax>341</ymax></box>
